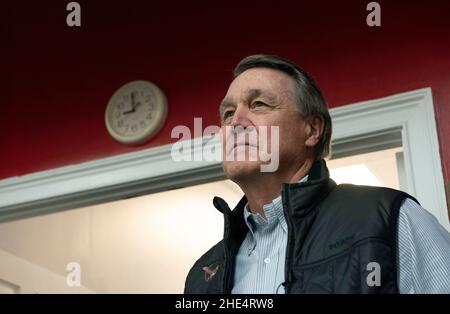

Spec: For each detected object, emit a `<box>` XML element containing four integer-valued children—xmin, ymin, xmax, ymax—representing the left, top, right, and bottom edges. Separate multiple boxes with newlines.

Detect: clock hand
<box><xmin>123</xmin><ymin>92</ymin><xmax>137</xmax><ymax>114</ymax></box>
<box><xmin>130</xmin><ymin>92</ymin><xmax>136</xmax><ymax>112</ymax></box>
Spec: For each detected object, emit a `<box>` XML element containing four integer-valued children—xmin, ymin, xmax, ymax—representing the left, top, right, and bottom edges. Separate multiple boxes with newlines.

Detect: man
<box><xmin>184</xmin><ymin>55</ymin><xmax>450</xmax><ymax>293</ymax></box>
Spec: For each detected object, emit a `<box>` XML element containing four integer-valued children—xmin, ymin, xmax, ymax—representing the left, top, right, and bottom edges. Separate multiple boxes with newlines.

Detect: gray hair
<box><xmin>233</xmin><ymin>54</ymin><xmax>332</xmax><ymax>160</ymax></box>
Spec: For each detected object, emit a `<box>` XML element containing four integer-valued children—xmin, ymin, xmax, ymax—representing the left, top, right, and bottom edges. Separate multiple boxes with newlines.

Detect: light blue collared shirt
<box><xmin>232</xmin><ymin>177</ymin><xmax>450</xmax><ymax>294</ymax></box>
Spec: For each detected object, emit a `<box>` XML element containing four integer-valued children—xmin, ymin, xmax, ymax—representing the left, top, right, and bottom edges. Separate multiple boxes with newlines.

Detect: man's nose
<box><xmin>230</xmin><ymin>105</ymin><xmax>252</xmax><ymax>129</ymax></box>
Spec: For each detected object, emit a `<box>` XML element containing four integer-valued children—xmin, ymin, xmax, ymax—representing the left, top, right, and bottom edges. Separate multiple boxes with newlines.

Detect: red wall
<box><xmin>2</xmin><ymin>0</ymin><xmax>450</xmax><ymax>185</ymax></box>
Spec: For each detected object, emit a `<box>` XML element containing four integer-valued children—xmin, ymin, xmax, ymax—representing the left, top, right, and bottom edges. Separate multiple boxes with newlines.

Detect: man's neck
<box><xmin>239</xmin><ymin>159</ymin><xmax>314</xmax><ymax>219</ymax></box>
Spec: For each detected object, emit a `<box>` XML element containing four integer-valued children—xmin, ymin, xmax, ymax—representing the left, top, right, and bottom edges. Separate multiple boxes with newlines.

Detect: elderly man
<box><xmin>184</xmin><ymin>55</ymin><xmax>450</xmax><ymax>294</ymax></box>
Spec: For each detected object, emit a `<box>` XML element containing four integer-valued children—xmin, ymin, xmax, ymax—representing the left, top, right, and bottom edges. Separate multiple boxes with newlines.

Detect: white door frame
<box><xmin>330</xmin><ymin>88</ymin><xmax>448</xmax><ymax>229</ymax></box>
<box><xmin>0</xmin><ymin>88</ymin><xmax>448</xmax><ymax>229</ymax></box>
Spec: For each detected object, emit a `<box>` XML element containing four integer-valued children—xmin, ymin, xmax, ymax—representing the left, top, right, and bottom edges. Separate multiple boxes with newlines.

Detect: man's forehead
<box><xmin>223</xmin><ymin>68</ymin><xmax>294</xmax><ymax>101</ymax></box>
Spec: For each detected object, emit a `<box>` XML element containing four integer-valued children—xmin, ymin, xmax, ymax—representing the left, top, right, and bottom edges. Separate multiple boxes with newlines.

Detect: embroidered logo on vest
<box><xmin>202</xmin><ymin>263</ymin><xmax>220</xmax><ymax>282</ymax></box>
<box><xmin>325</xmin><ymin>235</ymin><xmax>355</xmax><ymax>257</ymax></box>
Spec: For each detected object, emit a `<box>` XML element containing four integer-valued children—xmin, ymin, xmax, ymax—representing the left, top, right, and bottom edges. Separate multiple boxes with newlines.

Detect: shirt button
<box><xmin>264</xmin><ymin>257</ymin><xmax>271</xmax><ymax>264</ymax></box>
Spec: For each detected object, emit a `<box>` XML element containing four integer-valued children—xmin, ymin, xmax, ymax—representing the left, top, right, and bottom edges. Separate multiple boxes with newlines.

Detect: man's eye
<box><xmin>223</xmin><ymin>110</ymin><xmax>234</xmax><ymax>120</ymax></box>
<box><xmin>252</xmin><ymin>101</ymin><xmax>267</xmax><ymax>108</ymax></box>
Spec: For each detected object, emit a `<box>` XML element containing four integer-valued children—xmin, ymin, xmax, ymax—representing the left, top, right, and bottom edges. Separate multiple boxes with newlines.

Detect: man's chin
<box><xmin>222</xmin><ymin>161</ymin><xmax>262</xmax><ymax>181</ymax></box>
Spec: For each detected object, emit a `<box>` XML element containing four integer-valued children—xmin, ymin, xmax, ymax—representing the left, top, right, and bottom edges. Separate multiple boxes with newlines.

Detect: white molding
<box><xmin>330</xmin><ymin>87</ymin><xmax>449</xmax><ymax>230</ymax></box>
<box><xmin>0</xmin><ymin>88</ymin><xmax>448</xmax><ymax>230</ymax></box>
<box><xmin>0</xmin><ymin>136</ymin><xmax>224</xmax><ymax>221</ymax></box>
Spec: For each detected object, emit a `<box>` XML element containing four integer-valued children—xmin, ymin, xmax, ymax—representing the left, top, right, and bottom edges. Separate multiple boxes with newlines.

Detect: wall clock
<box><xmin>105</xmin><ymin>80</ymin><xmax>168</xmax><ymax>145</ymax></box>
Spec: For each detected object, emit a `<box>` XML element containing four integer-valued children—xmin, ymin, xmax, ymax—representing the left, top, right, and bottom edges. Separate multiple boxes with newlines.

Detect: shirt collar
<box><xmin>243</xmin><ymin>175</ymin><xmax>309</xmax><ymax>234</ymax></box>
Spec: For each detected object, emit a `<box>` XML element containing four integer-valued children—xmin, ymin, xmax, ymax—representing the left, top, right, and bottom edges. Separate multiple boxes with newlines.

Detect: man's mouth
<box><xmin>233</xmin><ymin>142</ymin><xmax>250</xmax><ymax>148</ymax></box>
<box><xmin>226</xmin><ymin>143</ymin><xmax>259</xmax><ymax>157</ymax></box>
<box><xmin>232</xmin><ymin>142</ymin><xmax>258</xmax><ymax>149</ymax></box>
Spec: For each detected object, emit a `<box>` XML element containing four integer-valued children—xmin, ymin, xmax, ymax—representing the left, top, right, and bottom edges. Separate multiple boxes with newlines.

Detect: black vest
<box><xmin>184</xmin><ymin>160</ymin><xmax>417</xmax><ymax>294</ymax></box>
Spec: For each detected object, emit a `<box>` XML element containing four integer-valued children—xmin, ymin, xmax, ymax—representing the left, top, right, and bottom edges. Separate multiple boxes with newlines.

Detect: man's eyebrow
<box><xmin>245</xmin><ymin>89</ymin><xmax>262</xmax><ymax>99</ymax></box>
<box><xmin>245</xmin><ymin>89</ymin><xmax>277</xmax><ymax>101</ymax></box>
<box><xmin>220</xmin><ymin>89</ymin><xmax>278</xmax><ymax>116</ymax></box>
<box><xmin>220</xmin><ymin>98</ymin><xmax>234</xmax><ymax>116</ymax></box>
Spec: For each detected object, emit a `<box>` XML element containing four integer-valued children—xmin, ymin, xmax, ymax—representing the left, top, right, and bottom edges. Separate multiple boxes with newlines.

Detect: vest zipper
<box><xmin>282</xmin><ymin>188</ymin><xmax>294</xmax><ymax>294</ymax></box>
<box><xmin>222</xmin><ymin>243</ymin><xmax>231</xmax><ymax>293</ymax></box>
<box><xmin>222</xmin><ymin>209</ymin><xmax>234</xmax><ymax>294</ymax></box>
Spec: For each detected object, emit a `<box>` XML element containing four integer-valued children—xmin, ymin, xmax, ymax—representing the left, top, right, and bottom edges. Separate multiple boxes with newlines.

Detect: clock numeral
<box><xmin>115</xmin><ymin>111</ymin><xmax>121</xmax><ymax>118</ymax></box>
<box><xmin>146</xmin><ymin>113</ymin><xmax>152</xmax><ymax>120</ymax></box>
<box><xmin>118</xmin><ymin>103</ymin><xmax>124</xmax><ymax>110</ymax></box>
<box><xmin>117</xmin><ymin>119</ymin><xmax>124</xmax><ymax>127</ymax></box>
<box><xmin>125</xmin><ymin>124</ymin><xmax>130</xmax><ymax>132</ymax></box>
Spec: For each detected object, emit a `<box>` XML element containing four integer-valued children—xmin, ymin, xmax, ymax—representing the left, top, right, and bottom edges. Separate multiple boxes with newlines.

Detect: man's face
<box><xmin>220</xmin><ymin>67</ymin><xmax>310</xmax><ymax>182</ymax></box>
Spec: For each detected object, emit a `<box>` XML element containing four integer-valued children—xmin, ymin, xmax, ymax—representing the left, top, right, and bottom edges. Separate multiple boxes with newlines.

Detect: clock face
<box><xmin>105</xmin><ymin>80</ymin><xmax>168</xmax><ymax>145</ymax></box>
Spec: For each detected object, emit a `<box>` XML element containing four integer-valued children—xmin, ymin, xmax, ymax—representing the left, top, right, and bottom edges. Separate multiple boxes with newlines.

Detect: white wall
<box><xmin>0</xmin><ymin>249</ymin><xmax>94</xmax><ymax>293</ymax></box>
<box><xmin>0</xmin><ymin>180</ymin><xmax>243</xmax><ymax>293</ymax></box>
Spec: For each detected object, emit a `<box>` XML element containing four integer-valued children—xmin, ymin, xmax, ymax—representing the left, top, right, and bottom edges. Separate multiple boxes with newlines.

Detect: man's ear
<box><xmin>305</xmin><ymin>115</ymin><xmax>324</xmax><ymax>148</ymax></box>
